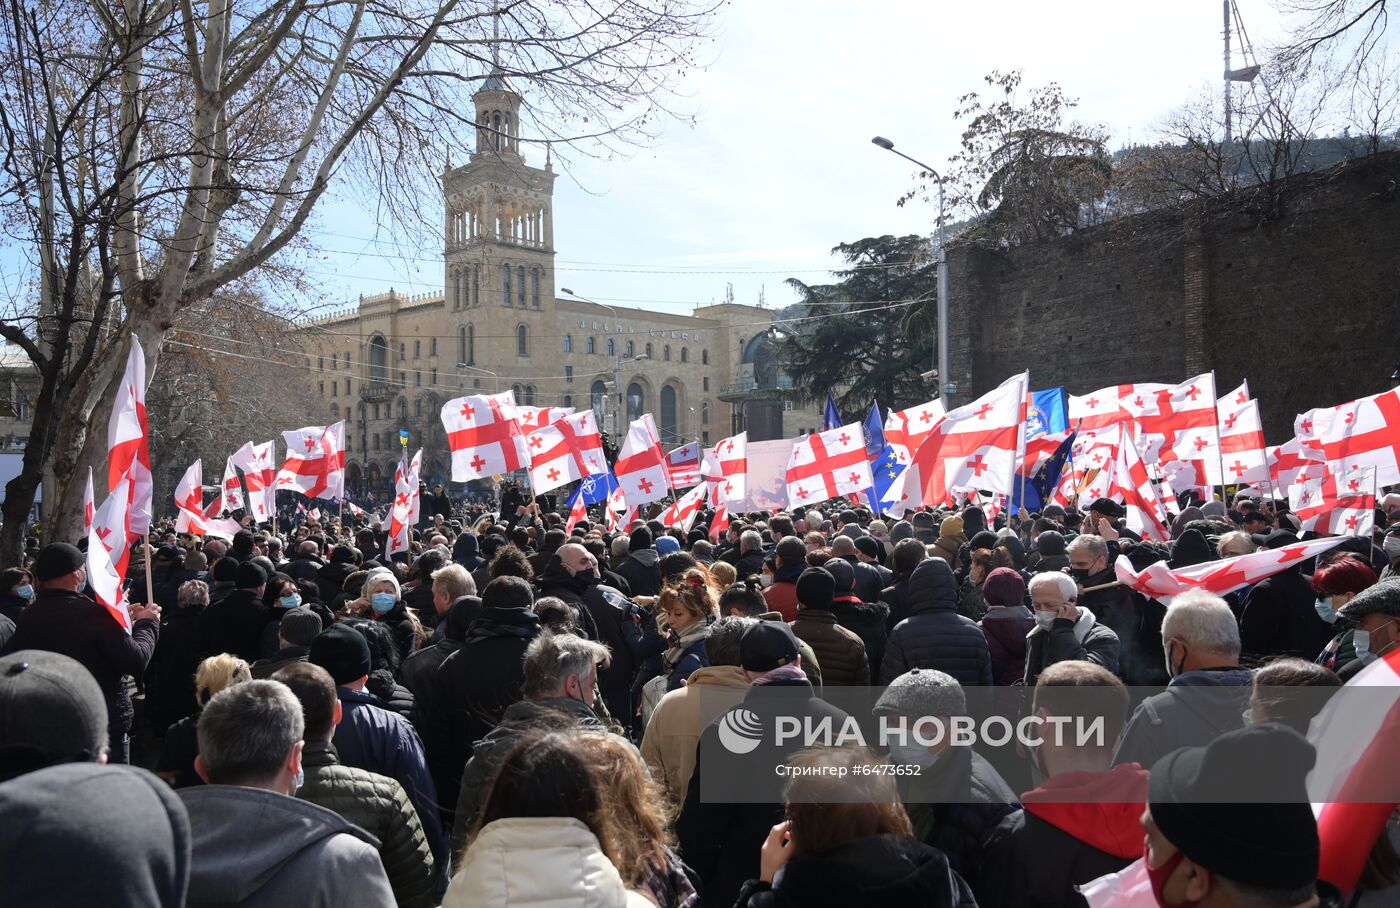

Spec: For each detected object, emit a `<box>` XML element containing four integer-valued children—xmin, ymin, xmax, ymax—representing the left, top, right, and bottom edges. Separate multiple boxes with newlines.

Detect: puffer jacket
<box><xmin>445</xmin><ymin>817</ymin><xmax>652</xmax><ymax>908</ymax></box>
<box><xmin>880</xmin><ymin>560</ymin><xmax>992</xmax><ymax>687</ymax></box>
<box><xmin>733</xmin><ymin>834</ymin><xmax>977</xmax><ymax>908</ymax></box>
<box><xmin>298</xmin><ymin>741</ymin><xmax>436</xmax><ymax>908</ymax></box>
<box><xmin>616</xmin><ymin>548</ymin><xmax>664</xmax><ymax>598</ymax></box>
<box><xmin>979</xmin><ymin>606</ymin><xmax>1036</xmax><ymax>686</ymax></box>
<box><xmin>902</xmin><ymin>745</ymin><xmax>1019</xmax><ymax>890</ymax></box>
<box><xmin>1022</xmin><ymin>606</ymin><xmax>1120</xmax><ymax>687</ymax></box>
<box><xmin>791</xmin><ymin>609</ymin><xmax>869</xmax><ymax>686</ymax></box>
<box><xmin>829</xmin><ymin>597</ymin><xmax>889</xmax><ymax>677</ymax></box>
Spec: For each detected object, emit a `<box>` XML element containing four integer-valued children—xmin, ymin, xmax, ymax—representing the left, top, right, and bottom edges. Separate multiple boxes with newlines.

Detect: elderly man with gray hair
<box><xmin>180</xmin><ymin>679</ymin><xmax>395</xmax><ymax>906</ymax></box>
<box><xmin>1112</xmin><ymin>589</ymin><xmax>1254</xmax><ymax>769</ymax></box>
<box><xmin>1022</xmin><ymin>571</ymin><xmax>1120</xmax><ymax>687</ymax></box>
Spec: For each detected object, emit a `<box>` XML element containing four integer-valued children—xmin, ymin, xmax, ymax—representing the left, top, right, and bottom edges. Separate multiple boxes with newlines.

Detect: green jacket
<box><xmin>298</xmin><ymin>741</ymin><xmax>435</xmax><ymax>908</ymax></box>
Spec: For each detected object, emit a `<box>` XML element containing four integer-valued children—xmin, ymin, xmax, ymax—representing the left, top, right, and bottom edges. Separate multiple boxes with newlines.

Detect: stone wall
<box><xmin>946</xmin><ymin>152</ymin><xmax>1400</xmax><ymax>442</ymax></box>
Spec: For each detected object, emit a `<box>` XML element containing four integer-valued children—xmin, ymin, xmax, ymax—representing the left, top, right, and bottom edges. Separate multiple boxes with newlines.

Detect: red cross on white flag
<box><xmin>516</xmin><ymin>405</ymin><xmax>576</xmax><ymax>432</ymax></box>
<box><xmin>106</xmin><ymin>337</ymin><xmax>153</xmax><ymax>535</ymax></box>
<box><xmin>1290</xmin><ymin>465</ymin><xmax>1376</xmax><ymax>536</ymax></box>
<box><xmin>660</xmin><ymin>482</ymin><xmax>706</xmax><ymax>534</ymax></box>
<box><xmin>1114</xmin><ymin>535</ymin><xmax>1349</xmax><ymax>605</ymax></box>
<box><xmin>275</xmin><ymin>422</ymin><xmax>346</xmax><ymax>502</ymax></box>
<box><xmin>82</xmin><ymin>468</ymin><xmax>95</xmax><ymax>537</ymax></box>
<box><xmin>386</xmin><ymin>448</ymin><xmax>423</xmax><ymax>557</ymax></box>
<box><xmin>527</xmin><ymin>411</ymin><xmax>606</xmax><ymax>494</ymax></box>
<box><xmin>615</xmin><ymin>416</ymin><xmax>671</xmax><ymax>506</ymax></box>
<box><xmin>232</xmin><ymin>441</ymin><xmax>277</xmax><ymax>523</ymax></box>
<box><xmin>884</xmin><ymin>398</ymin><xmax>945</xmax><ymax>465</ymax></box>
<box><xmin>1294</xmin><ymin>387</ymin><xmax>1400</xmax><ymax>486</ymax></box>
<box><xmin>442</xmin><ymin>391</ymin><xmax>530</xmax><ymax>481</ymax></box>
<box><xmin>173</xmin><ymin>460</ymin><xmax>207</xmax><ymax>536</ymax></box>
<box><xmin>1206</xmin><ymin>397</ymin><xmax>1268</xmax><ymax>485</ymax></box>
<box><xmin>87</xmin><ymin>477</ymin><xmax>133</xmax><ymax>632</ymax></box>
<box><xmin>664</xmin><ymin>441</ymin><xmax>702</xmax><ymax>489</ymax></box>
<box><xmin>1068</xmin><ymin>385</ymin><xmax>1136</xmax><ymax>432</ymax></box>
<box><xmin>1109</xmin><ymin>425</ymin><xmax>1171</xmax><ymax>542</ymax></box>
<box><xmin>701</xmin><ymin>432</ymin><xmax>748</xmax><ymax>506</ymax></box>
<box><xmin>785</xmin><ymin>423</ymin><xmax>874</xmax><ymax>509</ymax></box>
<box><xmin>904</xmin><ymin>373</ymin><xmax>1028</xmax><ymax>510</ymax></box>
<box><xmin>1118</xmin><ymin>373</ymin><xmax>1218</xmax><ymax>466</ymax></box>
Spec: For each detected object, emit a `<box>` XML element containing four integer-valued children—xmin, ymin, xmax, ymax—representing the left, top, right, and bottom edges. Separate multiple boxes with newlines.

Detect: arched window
<box><xmin>663</xmin><ymin>344</ymin><xmax>671</xmax><ymax>362</ymax></box>
<box><xmin>590</xmin><ymin>379</ymin><xmax>608</xmax><ymax>423</ymax></box>
<box><xmin>586</xmin><ymin>337</ymin><xmax>596</xmax><ymax>355</ymax></box>
<box><xmin>563</xmin><ymin>334</ymin><xmax>573</xmax><ymax>353</ymax></box>
<box><xmin>397</xmin><ymin>397</ymin><xmax>407</xmax><ymax>420</ymax></box>
<box><xmin>517</xmin><ymin>265</ymin><xmax>526</xmax><ymax>307</ymax></box>
<box><xmin>524</xmin><ymin>385</ymin><xmax>536</xmax><ymax>405</ymax></box>
<box><xmin>368</xmin><ymin>335</ymin><xmax>388</xmax><ymax>384</ymax></box>
<box><xmin>607</xmin><ymin>338</ymin><xmax>615</xmax><ymax>357</ymax></box>
<box><xmin>702</xmin><ymin>349</ymin><xmax>709</xmax><ymax>365</ymax></box>
<box><xmin>530</xmin><ymin>268</ymin><xmax>540</xmax><ymax>308</ymax></box>
<box><xmin>501</xmin><ymin>263</ymin><xmax>512</xmax><ymax>305</ymax></box>
<box><xmin>517</xmin><ymin>324</ymin><xmax>529</xmax><ymax>356</ymax></box>
<box><xmin>660</xmin><ymin>385</ymin><xmax>678</xmax><ymax>441</ymax></box>
<box><xmin>626</xmin><ymin>382</ymin><xmax>645</xmax><ymax>422</ymax></box>
<box><xmin>453</xmin><ymin>270</ymin><xmax>462</xmax><ymax>309</ymax></box>
<box><xmin>681</xmin><ymin>347</ymin><xmax>688</xmax><ymax>363</ymax></box>
<box><xmin>398</xmin><ymin>344</ymin><xmax>405</xmax><ymax>362</ymax></box>
<box><xmin>330</xmin><ymin>404</ymin><xmax>339</xmax><ymax>420</ymax></box>
<box><xmin>645</xmin><ymin>343</ymin><xmax>653</xmax><ymax>359</ymax></box>
<box><xmin>625</xmin><ymin>340</ymin><xmax>634</xmax><ymax>357</ymax></box>
<box><xmin>470</xmin><ymin>264</ymin><xmax>480</xmax><ymax>306</ymax></box>
<box><xmin>512</xmin><ymin>383</ymin><xmax>523</xmax><ymax>399</ymax></box>
<box><xmin>702</xmin><ymin>401</ymin><xmax>710</xmax><ymax>424</ymax></box>
<box><xmin>458</xmin><ymin>326</ymin><xmax>466</xmax><ymax>364</ymax></box>
<box><xmin>465</xmin><ymin>324</ymin><xmax>475</xmax><ymax>365</ymax></box>
<box><xmin>414</xmin><ymin>398</ymin><xmax>422</xmax><ymax>417</ymax></box>
<box><xmin>563</xmin><ymin>394</ymin><xmax>573</xmax><ymax>408</ymax></box>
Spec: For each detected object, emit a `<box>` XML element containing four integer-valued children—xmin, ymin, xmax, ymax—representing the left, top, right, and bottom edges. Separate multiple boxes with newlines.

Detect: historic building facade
<box><xmin>297</xmin><ymin>74</ymin><xmax>819</xmax><ymax>493</ymax></box>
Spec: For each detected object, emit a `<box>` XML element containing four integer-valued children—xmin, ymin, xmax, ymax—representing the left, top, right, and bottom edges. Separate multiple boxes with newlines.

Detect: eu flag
<box><xmin>1010</xmin><ymin>430</ymin><xmax>1076</xmax><ymax>515</ymax></box>
<box><xmin>567</xmin><ymin>470</ymin><xmax>617</xmax><ymax>508</ymax></box>
<box><xmin>1025</xmin><ymin>387</ymin><xmax>1069</xmax><ymax>441</ymax></box>
<box><xmin>863</xmin><ymin>400</ymin><xmax>904</xmax><ymax>514</ymax></box>
<box><xmin>822</xmin><ymin>394</ymin><xmax>842</xmax><ymax>433</ymax></box>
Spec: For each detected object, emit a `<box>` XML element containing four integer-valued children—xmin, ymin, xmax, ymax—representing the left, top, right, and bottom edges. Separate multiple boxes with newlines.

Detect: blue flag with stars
<box><xmin>1010</xmin><ymin>430</ymin><xmax>1076</xmax><ymax>515</ymax></box>
<box><xmin>1025</xmin><ymin>387</ymin><xmax>1069</xmax><ymax>441</ymax></box>
<box><xmin>862</xmin><ymin>400</ymin><xmax>904</xmax><ymax>514</ymax></box>
<box><xmin>567</xmin><ymin>469</ymin><xmax>618</xmax><ymax>508</ymax></box>
<box><xmin>822</xmin><ymin>394</ymin><xmax>842</xmax><ymax>433</ymax></box>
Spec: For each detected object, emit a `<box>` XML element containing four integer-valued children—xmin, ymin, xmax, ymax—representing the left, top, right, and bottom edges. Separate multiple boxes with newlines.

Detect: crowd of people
<box><xmin>1</xmin><ymin>485</ymin><xmax>1399</xmax><ymax>907</ymax></box>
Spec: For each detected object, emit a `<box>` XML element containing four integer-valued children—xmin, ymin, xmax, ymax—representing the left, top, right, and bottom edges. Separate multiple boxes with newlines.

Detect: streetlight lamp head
<box><xmin>560</xmin><ymin>287</ymin><xmax>575</xmax><ymax>296</ymax></box>
<box><xmin>634</xmin><ymin>354</ymin><xmax>650</xmax><ymax>362</ymax></box>
<box><xmin>456</xmin><ymin>362</ymin><xmax>468</xmax><ymax>368</ymax></box>
<box><xmin>871</xmin><ymin>136</ymin><xmax>894</xmax><ymax>150</ymax></box>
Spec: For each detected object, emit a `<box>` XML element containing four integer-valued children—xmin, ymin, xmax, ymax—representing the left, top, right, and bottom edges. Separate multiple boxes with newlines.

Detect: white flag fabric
<box><xmin>665</xmin><ymin>442</ymin><xmax>702</xmax><ymax>488</ymax></box>
<box><xmin>1110</xmin><ymin>426</ymin><xmax>1171</xmax><ymax>542</ymax></box>
<box><xmin>442</xmin><ymin>391</ymin><xmax>530</xmax><ymax>481</ymax></box>
<box><xmin>87</xmin><ymin>477</ymin><xmax>133</xmax><ymax>633</ymax></box>
<box><xmin>1290</xmin><ymin>466</ymin><xmax>1377</xmax><ymax>536</ymax></box>
<box><xmin>1118</xmin><ymin>373</ymin><xmax>1218</xmax><ymax>465</ymax></box>
<box><xmin>1269</xmin><ymin>437</ymin><xmax>1327</xmax><ymax>491</ymax></box>
<box><xmin>1114</xmin><ymin>535</ymin><xmax>1347</xmax><ymax>605</ymax></box>
<box><xmin>702</xmin><ymin>432</ymin><xmax>748</xmax><ymax>506</ymax></box>
<box><xmin>1207</xmin><ymin>397</ymin><xmax>1268</xmax><ymax>485</ymax></box>
<box><xmin>516</xmin><ymin>405</ymin><xmax>575</xmax><ymax>432</ymax></box>
<box><xmin>275</xmin><ymin>422</ymin><xmax>345</xmax><ymax>501</ymax></box>
<box><xmin>659</xmin><ymin>483</ymin><xmax>706</xmax><ymax>534</ymax></box>
<box><xmin>1295</xmin><ymin>387</ymin><xmax>1400</xmax><ymax>486</ymax></box>
<box><xmin>82</xmin><ymin>468</ymin><xmax>95</xmax><ymax>536</ymax></box>
<box><xmin>615</xmin><ymin>417</ymin><xmax>670</xmax><ymax>506</ymax></box>
<box><xmin>386</xmin><ymin>449</ymin><xmax>423</xmax><ymax>557</ymax></box>
<box><xmin>526</xmin><ymin>410</ymin><xmax>606</xmax><ymax>494</ymax></box>
<box><xmin>174</xmin><ymin>461</ymin><xmax>207</xmax><ymax>535</ymax></box>
<box><xmin>884</xmin><ymin>399</ymin><xmax>945</xmax><ymax>466</ymax></box>
<box><xmin>785</xmin><ymin>423</ymin><xmax>874</xmax><ymax>509</ymax></box>
<box><xmin>907</xmin><ymin>373</ymin><xmax>1028</xmax><ymax>508</ymax></box>
<box><xmin>106</xmin><ymin>337</ymin><xmax>153</xmax><ymax>535</ymax></box>
<box><xmin>231</xmin><ymin>441</ymin><xmax>277</xmax><ymax>523</ymax></box>
<box><xmin>1068</xmin><ymin>385</ymin><xmax>1132</xmax><ymax>432</ymax></box>
<box><xmin>219</xmin><ymin>457</ymin><xmax>244</xmax><ymax>515</ymax></box>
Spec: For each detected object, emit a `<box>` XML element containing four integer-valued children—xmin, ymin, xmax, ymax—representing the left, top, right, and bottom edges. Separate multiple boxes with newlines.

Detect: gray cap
<box><xmin>278</xmin><ymin>608</ymin><xmax>323</xmax><ymax>648</ymax></box>
<box><xmin>0</xmin><ymin>651</ymin><xmax>108</xmax><ymax>774</ymax></box>
<box><xmin>1338</xmin><ymin>578</ymin><xmax>1400</xmax><ymax>622</ymax></box>
<box><xmin>874</xmin><ymin>668</ymin><xmax>966</xmax><ymax>717</ymax></box>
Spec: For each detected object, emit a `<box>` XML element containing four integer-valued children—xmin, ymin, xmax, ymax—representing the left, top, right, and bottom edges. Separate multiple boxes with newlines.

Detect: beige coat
<box><xmin>639</xmin><ymin>664</ymin><xmax>749</xmax><ymax>803</ymax></box>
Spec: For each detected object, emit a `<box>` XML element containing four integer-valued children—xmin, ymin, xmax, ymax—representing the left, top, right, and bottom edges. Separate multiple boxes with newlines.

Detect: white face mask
<box><xmin>1354</xmin><ymin>628</ymin><xmax>1374</xmax><ymax>661</ymax></box>
<box><xmin>1034</xmin><ymin>610</ymin><xmax>1057</xmax><ymax>631</ymax></box>
<box><xmin>889</xmin><ymin>739</ymin><xmax>938</xmax><ymax>770</ymax></box>
<box><xmin>1385</xmin><ymin>537</ymin><xmax>1400</xmax><ymax>559</ymax></box>
<box><xmin>1315</xmin><ymin>597</ymin><xmax>1337</xmax><ymax>624</ymax></box>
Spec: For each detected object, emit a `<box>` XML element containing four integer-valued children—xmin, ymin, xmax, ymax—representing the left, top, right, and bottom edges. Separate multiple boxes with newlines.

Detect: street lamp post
<box><xmin>456</xmin><ymin>362</ymin><xmax>499</xmax><ymax>392</ymax></box>
<box><xmin>871</xmin><ymin>136</ymin><xmax>953</xmax><ymax>407</ymax></box>
<box><xmin>561</xmin><ymin>287</ymin><xmax>630</xmax><ymax>437</ymax></box>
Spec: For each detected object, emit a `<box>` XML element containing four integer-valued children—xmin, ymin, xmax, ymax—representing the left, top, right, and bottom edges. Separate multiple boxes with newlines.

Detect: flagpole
<box><xmin>1212</xmin><ymin>371</ymin><xmax>1228</xmax><ymax>506</ymax></box>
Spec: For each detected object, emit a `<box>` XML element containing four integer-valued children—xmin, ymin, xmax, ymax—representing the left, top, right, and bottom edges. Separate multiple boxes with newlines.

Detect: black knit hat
<box><xmin>235</xmin><ymin>561</ymin><xmax>267</xmax><ymax>589</ymax></box>
<box><xmin>795</xmin><ymin>567</ymin><xmax>835</xmax><ymax>612</ymax></box>
<box><xmin>1086</xmin><ymin>498</ymin><xmax>1126</xmax><ymax>519</ymax></box>
<box><xmin>308</xmin><ymin>624</ymin><xmax>371</xmax><ymax>685</ymax></box>
<box><xmin>1148</xmin><ymin>724</ymin><xmax>1318</xmax><ymax>890</ymax></box>
<box><xmin>32</xmin><ymin>543</ymin><xmax>84</xmax><ymax>582</ymax></box>
<box><xmin>738</xmin><ymin>620</ymin><xmax>800</xmax><ymax>673</ymax></box>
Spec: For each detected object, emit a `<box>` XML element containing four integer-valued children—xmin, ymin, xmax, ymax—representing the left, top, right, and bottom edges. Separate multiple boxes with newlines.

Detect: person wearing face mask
<box><xmin>0</xmin><ymin>567</ymin><xmax>34</xmax><ymax>624</ymax></box>
<box><xmin>1113</xmin><ymin>590</ymin><xmax>1253</xmax><ymax>770</ymax></box>
<box><xmin>181</xmin><ymin>679</ymin><xmax>396</xmax><ymax>906</ymax></box>
<box><xmin>360</xmin><ymin>567</ymin><xmax>425</xmax><ymax>664</ymax></box>
<box><xmin>1380</xmin><ymin>525</ymin><xmax>1400</xmax><ymax>583</ymax></box>
<box><xmin>1138</xmin><ymin>723</ymin><xmax>1343</xmax><ymax>908</ymax></box>
<box><xmin>1022</xmin><ymin>571</ymin><xmax>1119</xmax><ymax>688</ymax></box>
<box><xmin>448</xmin><ymin>631</ymin><xmax>615</xmax><ymax>859</ymax></box>
<box><xmin>1309</xmin><ymin>556</ymin><xmax>1377</xmax><ymax>679</ymax></box>
<box><xmin>1335</xmin><ymin>577</ymin><xmax>1400</xmax><ymax>682</ymax></box>
<box><xmin>979</xmin><ymin>661</ymin><xmax>1149</xmax><ymax>908</ymax></box>
<box><xmin>1241</xmin><ymin>529</ymin><xmax>1334</xmax><ymax>659</ymax></box>
<box><xmin>873</xmin><ymin>668</ymin><xmax>1018</xmax><ymax>891</ymax></box>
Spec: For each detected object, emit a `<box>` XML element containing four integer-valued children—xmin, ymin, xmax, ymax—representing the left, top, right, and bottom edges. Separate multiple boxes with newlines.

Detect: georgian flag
<box><xmin>443</xmin><ymin>391</ymin><xmax>530</xmax><ymax>481</ymax></box>
<box><xmin>1110</xmin><ymin>425</ymin><xmax>1171</xmax><ymax>542</ymax></box>
<box><xmin>907</xmin><ymin>373</ymin><xmax>1028</xmax><ymax>508</ymax></box>
<box><xmin>82</xmin><ymin>468</ymin><xmax>95</xmax><ymax>536</ymax></box>
<box><xmin>785</xmin><ymin>423</ymin><xmax>874</xmax><ymax>509</ymax></box>
<box><xmin>565</xmin><ymin>494</ymin><xmax>588</xmax><ymax>535</ymax></box>
<box><xmin>605</xmin><ymin>485</ymin><xmax>632</xmax><ymax>534</ymax></box>
<box><xmin>386</xmin><ymin>449</ymin><xmax>423</xmax><ymax>557</ymax></box>
<box><xmin>1290</xmin><ymin>466</ymin><xmax>1377</xmax><ymax>537</ymax></box>
<box><xmin>1270</xmin><ymin>437</ymin><xmax>1327</xmax><ymax>490</ymax></box>
<box><xmin>665</xmin><ymin>441</ymin><xmax>702</xmax><ymax>488</ymax></box>
<box><xmin>526</xmin><ymin>411</ymin><xmax>606</xmax><ymax>494</ymax></box>
<box><xmin>275</xmin><ymin>422</ymin><xmax>346</xmax><ymax>501</ymax></box>
<box><xmin>174</xmin><ymin>461</ymin><xmax>207</xmax><ymax>536</ymax></box>
<box><xmin>701</xmin><ymin>432</ymin><xmax>748</xmax><ymax>506</ymax></box>
<box><xmin>615</xmin><ymin>416</ymin><xmax>670</xmax><ymax>506</ymax></box>
<box><xmin>1114</xmin><ymin>535</ymin><xmax>1347</xmax><ymax>604</ymax></box>
<box><xmin>1207</xmin><ymin>396</ymin><xmax>1268</xmax><ymax>485</ymax></box>
<box><xmin>1119</xmin><ymin>373</ymin><xmax>1218</xmax><ymax>465</ymax></box>
<box><xmin>219</xmin><ymin>457</ymin><xmax>244</xmax><ymax>514</ymax></box>
<box><xmin>660</xmin><ymin>483</ymin><xmax>706</xmax><ymax>534</ymax></box>
<box><xmin>87</xmin><ymin>477</ymin><xmax>133</xmax><ymax>632</ymax></box>
<box><xmin>106</xmin><ymin>337</ymin><xmax>153</xmax><ymax>534</ymax></box>
<box><xmin>1068</xmin><ymin>385</ymin><xmax>1134</xmax><ymax>432</ymax></box>
<box><xmin>231</xmin><ymin>441</ymin><xmax>277</xmax><ymax>522</ymax></box>
<box><xmin>516</xmin><ymin>405</ymin><xmax>575</xmax><ymax>432</ymax></box>
<box><xmin>884</xmin><ymin>398</ymin><xmax>945</xmax><ymax>466</ymax></box>
<box><xmin>1295</xmin><ymin>387</ymin><xmax>1400</xmax><ymax>486</ymax></box>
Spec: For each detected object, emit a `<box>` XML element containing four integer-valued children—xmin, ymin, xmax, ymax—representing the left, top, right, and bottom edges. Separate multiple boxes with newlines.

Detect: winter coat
<box><xmin>198</xmin><ymin>588</ymin><xmax>267</xmax><ymax>663</ymax></box>
<box><xmin>956</xmin><ymin>579</ymin><xmax>988</xmax><ymax>621</ymax></box>
<box><xmin>145</xmin><ymin>607</ymin><xmax>206</xmax><ymax>734</ymax></box>
<box><xmin>1240</xmin><ymin>566</ymin><xmax>1334</xmax><ymax>659</ymax></box>
<box><xmin>880</xmin><ymin>559</ymin><xmax>993</xmax><ymax>688</ymax></box>
<box><xmin>401</xmin><ymin>637</ymin><xmax>462</xmax><ymax>695</ymax></box>
<box><xmin>1078</xmin><ymin>566</ymin><xmax>1164</xmax><ymax>686</ymax></box>
<box><xmin>444</xmin><ymin>817</ymin><xmax>652</xmax><ymax>908</ymax></box>
<box><xmin>297</xmin><ymin>741</ymin><xmax>436</xmax><ymax>908</ymax></box>
<box><xmin>978</xmin><ymin>763</ymin><xmax>1149</xmax><ymax>908</ymax></box>
<box><xmin>155</xmin><ymin>711</ymin><xmax>203</xmax><ymax>789</ymax></box>
<box><xmin>762</xmin><ymin>563</ymin><xmax>804</xmax><ymax>622</ymax></box>
<box><xmin>880</xmin><ymin>574</ymin><xmax>916</xmax><ymax>630</ymax></box>
<box><xmin>316</xmin><ymin>561</ymin><xmax>356</xmax><ymax>607</ymax></box>
<box><xmin>366</xmin><ymin>669</ymin><xmax>417</xmax><ymax>725</ymax></box>
<box><xmin>677</xmin><ymin>675</ymin><xmax>851</xmax><ymax>908</ymax></box>
<box><xmin>902</xmin><ymin>745</ymin><xmax>1019</xmax><ymax>888</ymax></box>
<box><xmin>180</xmin><ymin>784</ymin><xmax>395</xmax><ymax>907</ymax></box>
<box><xmin>249</xmin><ymin>645</ymin><xmax>309</xmax><ymax>680</ymax></box>
<box><xmin>1023</xmin><ymin>606</ymin><xmax>1120</xmax><ymax>687</ymax></box>
<box><xmin>0</xmin><ymin>592</ymin><xmax>28</xmax><ymax>624</ymax></box>
<box><xmin>451</xmin><ymin>697</ymin><xmax>615</xmax><ymax>858</ymax></box>
<box><xmin>537</xmin><ymin>561</ymin><xmax>643</xmax><ymax>720</ymax></box>
<box><xmin>333</xmin><ymin>686</ymin><xmax>446</xmax><ymax>867</ymax></box>
<box><xmin>829</xmin><ymin>596</ymin><xmax>889</xmax><ymax>676</ymax></box>
<box><xmin>929</xmin><ymin>532</ymin><xmax>967</xmax><ymax>569</ymax></box>
<box><xmin>283</xmin><ymin>555</ymin><xmax>324</xmax><ymax>585</ymax></box>
<box><xmin>640</xmin><ymin>664</ymin><xmax>750</xmax><ymax>803</ymax></box>
<box><xmin>980</xmin><ymin>606</ymin><xmax>1036</xmax><ymax>686</ymax></box>
<box><xmin>8</xmin><ymin>588</ymin><xmax>159</xmax><ymax>746</ymax></box>
<box><xmin>791</xmin><ymin>609</ymin><xmax>869</xmax><ymax>686</ymax></box>
<box><xmin>402</xmin><ymin>583</ymin><xmax>437</xmax><ymax>628</ymax></box>
<box><xmin>373</xmin><ymin>602</ymin><xmax>420</xmax><ymax>665</ymax></box>
<box><xmin>1113</xmin><ymin>667</ymin><xmax>1253</xmax><ymax>769</ymax></box>
<box><xmin>758</xmin><ymin>611</ymin><xmax>823</xmax><ymax>688</ymax></box>
<box><xmin>733</xmin><ymin>834</ymin><xmax>977</xmax><ymax>908</ymax></box>
<box><xmin>617</xmin><ymin>548</ymin><xmax>664</xmax><ymax>598</ymax></box>
<box><xmin>848</xmin><ymin>558</ymin><xmax>891</xmax><ymax>605</ymax></box>
<box><xmin>734</xmin><ymin>550</ymin><xmax>767</xmax><ymax>582</ymax></box>
<box><xmin>452</xmin><ymin>533</ymin><xmax>485</xmax><ymax>572</ymax></box>
<box><xmin>664</xmin><ymin>633</ymin><xmax>710</xmax><ymax>692</ymax></box>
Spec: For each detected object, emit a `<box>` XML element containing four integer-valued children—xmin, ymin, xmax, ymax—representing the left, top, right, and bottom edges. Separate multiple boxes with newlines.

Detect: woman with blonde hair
<box><xmin>735</xmin><ymin>746</ymin><xmax>975</xmax><ymax>907</ymax></box>
<box><xmin>156</xmin><ymin>653</ymin><xmax>252</xmax><ymax>788</ymax></box>
<box><xmin>656</xmin><ymin>570</ymin><xmax>718</xmax><ymax>693</ymax></box>
<box><xmin>575</xmin><ymin>734</ymin><xmax>699</xmax><ymax>908</ymax></box>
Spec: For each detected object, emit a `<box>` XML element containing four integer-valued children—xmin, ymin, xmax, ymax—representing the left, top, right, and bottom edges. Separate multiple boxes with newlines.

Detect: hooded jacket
<box><xmin>199</xmin><ymin>588</ymin><xmax>267</xmax><ymax>663</ymax></box>
<box><xmin>880</xmin><ymin>559</ymin><xmax>993</xmax><ymax>688</ymax></box>
<box><xmin>761</xmin><ymin>562</ymin><xmax>804</xmax><ymax>622</ymax></box>
<box><xmin>444</xmin><ymin>817</ymin><xmax>652</xmax><ymax>908</ymax></box>
<box><xmin>791</xmin><ymin>608</ymin><xmax>869</xmax><ymax>686</ymax></box>
<box><xmin>979</xmin><ymin>606</ymin><xmax>1037</xmax><ymax>686</ymax></box>
<box><xmin>452</xmin><ymin>533</ymin><xmax>484</xmax><ymax>572</ymax></box>
<box><xmin>978</xmin><ymin>763</ymin><xmax>1149</xmax><ymax>908</ymax></box>
<box><xmin>929</xmin><ymin>532</ymin><xmax>967</xmax><ymax>569</ymax></box>
<box><xmin>297</xmin><ymin>741</ymin><xmax>435</xmax><ymax>908</ymax></box>
<box><xmin>733</xmin><ymin>834</ymin><xmax>977</xmax><ymax>908</ymax></box>
<box><xmin>616</xmin><ymin>547</ymin><xmax>663</xmax><ymax>598</ymax></box>
<box><xmin>1240</xmin><ymin>565</ymin><xmax>1334</xmax><ymax>659</ymax></box>
<box><xmin>1023</xmin><ymin>606</ymin><xmax>1120</xmax><ymax>687</ymax></box>
<box><xmin>641</xmin><ymin>664</ymin><xmax>750</xmax><ymax>803</ymax></box>
<box><xmin>1112</xmin><ymin>666</ymin><xmax>1253</xmax><ymax>769</ymax></box>
<box><xmin>180</xmin><ymin>784</ymin><xmax>395</xmax><ymax>907</ymax></box>
<box><xmin>901</xmin><ymin>744</ymin><xmax>1019</xmax><ymax>888</ymax></box>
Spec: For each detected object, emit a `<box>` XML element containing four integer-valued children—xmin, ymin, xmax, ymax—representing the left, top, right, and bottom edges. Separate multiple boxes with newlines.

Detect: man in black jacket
<box><xmin>199</xmin><ymin>561</ymin><xmax>268</xmax><ymax>663</ymax></box>
<box><xmin>615</xmin><ymin>526</ymin><xmax>663</xmax><ymax>598</ymax></box>
<box><xmin>8</xmin><ymin>543</ymin><xmax>161</xmax><ymax>763</ymax></box>
<box><xmin>880</xmin><ymin>558</ymin><xmax>992</xmax><ymax>687</ymax></box>
<box><xmin>1240</xmin><ymin>529</ymin><xmax>1334</xmax><ymax>658</ymax></box>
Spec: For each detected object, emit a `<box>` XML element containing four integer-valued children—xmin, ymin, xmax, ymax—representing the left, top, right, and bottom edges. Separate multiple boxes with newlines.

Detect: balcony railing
<box><xmin>717</xmin><ymin>375</ymin><xmax>796</xmax><ymax>399</ymax></box>
<box><xmin>358</xmin><ymin>380</ymin><xmax>395</xmax><ymax>403</ymax></box>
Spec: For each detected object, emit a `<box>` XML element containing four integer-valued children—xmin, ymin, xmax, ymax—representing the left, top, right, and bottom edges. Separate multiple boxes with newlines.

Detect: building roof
<box><xmin>0</xmin><ymin>345</ymin><xmax>34</xmax><ymax>372</ymax></box>
<box><xmin>478</xmin><ymin>71</ymin><xmax>514</xmax><ymax>94</ymax></box>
